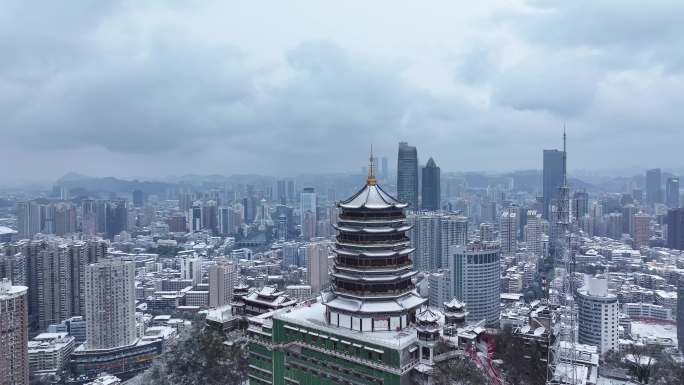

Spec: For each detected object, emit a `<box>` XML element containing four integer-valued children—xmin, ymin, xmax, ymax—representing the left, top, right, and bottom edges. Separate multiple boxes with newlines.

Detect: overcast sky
<box><xmin>1</xmin><ymin>1</ymin><xmax>683</xmax><ymax>183</ymax></box>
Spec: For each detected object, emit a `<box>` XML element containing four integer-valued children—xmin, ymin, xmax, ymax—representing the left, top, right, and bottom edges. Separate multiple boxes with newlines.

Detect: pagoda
<box><xmin>322</xmin><ymin>151</ymin><xmax>426</xmax><ymax>331</ymax></box>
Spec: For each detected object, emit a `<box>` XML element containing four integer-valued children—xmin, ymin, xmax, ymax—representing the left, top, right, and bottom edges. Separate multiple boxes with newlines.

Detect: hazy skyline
<box><xmin>2</xmin><ymin>1</ymin><xmax>684</xmax><ymax>183</ymax></box>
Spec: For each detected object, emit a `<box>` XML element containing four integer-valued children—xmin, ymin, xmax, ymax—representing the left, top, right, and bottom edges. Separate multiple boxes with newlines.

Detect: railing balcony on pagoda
<box><xmin>337</xmin><ymin>210</ymin><xmax>406</xmax><ymax>220</ymax></box>
<box><xmin>335</xmin><ymin>255</ymin><xmax>411</xmax><ymax>269</ymax></box>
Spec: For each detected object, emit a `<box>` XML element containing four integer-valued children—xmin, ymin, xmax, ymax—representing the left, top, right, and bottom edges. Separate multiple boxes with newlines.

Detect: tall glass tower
<box><xmin>421</xmin><ymin>157</ymin><xmax>440</xmax><ymax>211</ymax></box>
<box><xmin>397</xmin><ymin>142</ymin><xmax>418</xmax><ymax>211</ymax></box>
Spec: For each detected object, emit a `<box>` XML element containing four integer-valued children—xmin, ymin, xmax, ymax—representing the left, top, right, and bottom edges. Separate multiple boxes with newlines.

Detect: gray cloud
<box><xmin>1</xmin><ymin>0</ymin><xmax>684</xmax><ymax>181</ymax></box>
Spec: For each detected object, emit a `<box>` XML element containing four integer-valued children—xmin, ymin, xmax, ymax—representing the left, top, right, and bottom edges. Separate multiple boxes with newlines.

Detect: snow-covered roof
<box><xmin>339</xmin><ymin>183</ymin><xmax>408</xmax><ymax>210</ymax></box>
<box><xmin>323</xmin><ymin>290</ymin><xmax>426</xmax><ymax>314</ymax></box>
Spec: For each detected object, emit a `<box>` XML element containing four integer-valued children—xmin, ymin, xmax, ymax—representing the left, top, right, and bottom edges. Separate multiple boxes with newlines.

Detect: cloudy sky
<box><xmin>1</xmin><ymin>1</ymin><xmax>683</xmax><ymax>182</ymax></box>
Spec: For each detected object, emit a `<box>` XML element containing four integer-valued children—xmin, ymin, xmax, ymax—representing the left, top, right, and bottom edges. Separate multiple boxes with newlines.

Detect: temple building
<box><xmin>247</xmin><ymin>153</ymin><xmax>431</xmax><ymax>385</ymax></box>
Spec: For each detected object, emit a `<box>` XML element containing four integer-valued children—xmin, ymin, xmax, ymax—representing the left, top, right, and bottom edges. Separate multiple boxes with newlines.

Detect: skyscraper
<box><xmin>666</xmin><ymin>177</ymin><xmax>679</xmax><ymax>208</ymax></box>
<box><xmin>499</xmin><ymin>208</ymin><xmax>518</xmax><ymax>255</ymax></box>
<box><xmin>543</xmin><ymin>149</ymin><xmax>564</xmax><ymax>220</ymax></box>
<box><xmin>299</xmin><ymin>189</ymin><xmax>316</xmax><ymax>240</ymax></box>
<box><xmin>525</xmin><ymin>210</ymin><xmax>543</xmax><ymax>256</ymax></box>
<box><xmin>189</xmin><ymin>202</ymin><xmax>202</xmax><ymax>232</ymax></box>
<box><xmin>105</xmin><ymin>199</ymin><xmax>128</xmax><ymax>239</ymax></box>
<box><xmin>448</xmin><ymin>242</ymin><xmax>501</xmax><ymax>326</ymax></box>
<box><xmin>646</xmin><ymin>168</ymin><xmax>663</xmax><ymax>205</ymax></box>
<box><xmin>85</xmin><ymin>259</ymin><xmax>137</xmax><ymax>350</ymax></box>
<box><xmin>0</xmin><ymin>279</ymin><xmax>29</xmax><ymax>385</ymax></box>
<box><xmin>397</xmin><ymin>142</ymin><xmax>419</xmax><ymax>210</ymax></box>
<box><xmin>421</xmin><ymin>157</ymin><xmax>440</xmax><ymax>211</ymax></box>
<box><xmin>132</xmin><ymin>190</ymin><xmax>145</xmax><ymax>208</ymax></box>
<box><xmin>666</xmin><ymin>208</ymin><xmax>684</xmax><ymax>250</ymax></box>
<box><xmin>276</xmin><ymin>180</ymin><xmax>287</xmax><ymax>204</ymax></box>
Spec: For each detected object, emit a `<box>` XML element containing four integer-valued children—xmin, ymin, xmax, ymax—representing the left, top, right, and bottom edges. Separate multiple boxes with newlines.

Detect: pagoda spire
<box><xmin>367</xmin><ymin>145</ymin><xmax>377</xmax><ymax>185</ymax></box>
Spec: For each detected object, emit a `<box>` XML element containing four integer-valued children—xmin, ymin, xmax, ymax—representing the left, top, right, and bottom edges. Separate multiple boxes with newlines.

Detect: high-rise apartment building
<box><xmin>208</xmin><ymin>261</ymin><xmax>237</xmax><ymax>308</ymax></box>
<box><xmin>409</xmin><ymin>213</ymin><xmax>468</xmax><ymax>272</ymax></box>
<box><xmin>543</xmin><ymin>149</ymin><xmax>564</xmax><ymax>219</ymax></box>
<box><xmin>428</xmin><ymin>269</ymin><xmax>450</xmax><ymax>307</ymax></box>
<box><xmin>85</xmin><ymin>259</ymin><xmax>137</xmax><ymax>350</ymax></box>
<box><xmin>35</xmin><ymin>243</ymin><xmax>72</xmax><ymax>331</ymax></box>
<box><xmin>305</xmin><ymin>241</ymin><xmax>331</xmax><ymax>294</ymax></box>
<box><xmin>448</xmin><ymin>242</ymin><xmax>501</xmax><ymax>326</ymax></box>
<box><xmin>69</xmin><ymin>240</ymin><xmax>107</xmax><ymax>318</ymax></box>
<box><xmin>480</xmin><ymin>222</ymin><xmax>495</xmax><ymax>242</ymax></box>
<box><xmin>525</xmin><ymin>210</ymin><xmax>543</xmax><ymax>256</ymax></box>
<box><xmin>180</xmin><ymin>256</ymin><xmax>202</xmax><ymax>286</ymax></box>
<box><xmin>646</xmin><ymin>168</ymin><xmax>663</xmax><ymax>205</ymax></box>
<box><xmin>633</xmin><ymin>213</ymin><xmax>651</xmax><ymax>248</ymax></box>
<box><xmin>421</xmin><ymin>157</ymin><xmax>440</xmax><ymax>211</ymax></box>
<box><xmin>397</xmin><ymin>142</ymin><xmax>419</xmax><ymax>210</ymax></box>
<box><xmin>666</xmin><ymin>177</ymin><xmax>679</xmax><ymax>208</ymax></box>
<box><xmin>0</xmin><ymin>279</ymin><xmax>29</xmax><ymax>385</ymax></box>
<box><xmin>499</xmin><ymin>208</ymin><xmax>518</xmax><ymax>255</ymax></box>
<box><xmin>572</xmin><ymin>191</ymin><xmax>589</xmax><ymax>221</ymax></box>
<box><xmin>577</xmin><ymin>277</ymin><xmax>619</xmax><ymax>355</ymax></box>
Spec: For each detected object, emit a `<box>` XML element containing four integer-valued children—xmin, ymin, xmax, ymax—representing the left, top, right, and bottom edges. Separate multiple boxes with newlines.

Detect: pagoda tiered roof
<box><xmin>339</xmin><ymin>184</ymin><xmax>408</xmax><ymax>210</ymax></box>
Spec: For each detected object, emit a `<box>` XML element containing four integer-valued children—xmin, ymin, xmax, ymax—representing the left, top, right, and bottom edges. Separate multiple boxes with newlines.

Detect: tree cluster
<box><xmin>604</xmin><ymin>344</ymin><xmax>684</xmax><ymax>385</ymax></box>
<box><xmin>141</xmin><ymin>325</ymin><xmax>248</xmax><ymax>385</ymax></box>
<box><xmin>491</xmin><ymin>327</ymin><xmax>548</xmax><ymax>385</ymax></box>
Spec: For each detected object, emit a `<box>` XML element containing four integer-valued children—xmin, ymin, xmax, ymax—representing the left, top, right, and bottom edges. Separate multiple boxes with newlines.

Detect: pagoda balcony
<box><xmin>335</xmin><ymin>260</ymin><xmax>413</xmax><ymax>273</ymax></box>
<box><xmin>331</xmin><ymin>287</ymin><xmax>416</xmax><ymax>299</ymax></box>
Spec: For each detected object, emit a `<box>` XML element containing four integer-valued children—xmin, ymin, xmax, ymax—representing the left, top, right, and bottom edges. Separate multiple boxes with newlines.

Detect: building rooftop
<box><xmin>275</xmin><ymin>302</ymin><xmax>418</xmax><ymax>350</ymax></box>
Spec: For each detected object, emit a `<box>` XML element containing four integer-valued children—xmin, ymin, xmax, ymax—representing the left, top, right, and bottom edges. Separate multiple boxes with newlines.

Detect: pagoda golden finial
<box><xmin>367</xmin><ymin>145</ymin><xmax>377</xmax><ymax>185</ymax></box>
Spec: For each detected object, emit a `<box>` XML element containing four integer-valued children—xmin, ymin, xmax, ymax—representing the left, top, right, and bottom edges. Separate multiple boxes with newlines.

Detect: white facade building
<box><xmin>576</xmin><ymin>277</ymin><xmax>619</xmax><ymax>355</ymax></box>
<box><xmin>524</xmin><ymin>210</ymin><xmax>543</xmax><ymax>256</ymax></box>
<box><xmin>208</xmin><ymin>261</ymin><xmax>237</xmax><ymax>308</ymax></box>
<box><xmin>428</xmin><ymin>269</ymin><xmax>450</xmax><ymax>307</ymax></box>
<box><xmin>306</xmin><ymin>241</ymin><xmax>331</xmax><ymax>294</ymax></box>
<box><xmin>448</xmin><ymin>242</ymin><xmax>501</xmax><ymax>326</ymax></box>
<box><xmin>180</xmin><ymin>256</ymin><xmax>202</xmax><ymax>286</ymax></box>
<box><xmin>27</xmin><ymin>332</ymin><xmax>75</xmax><ymax>377</ymax></box>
